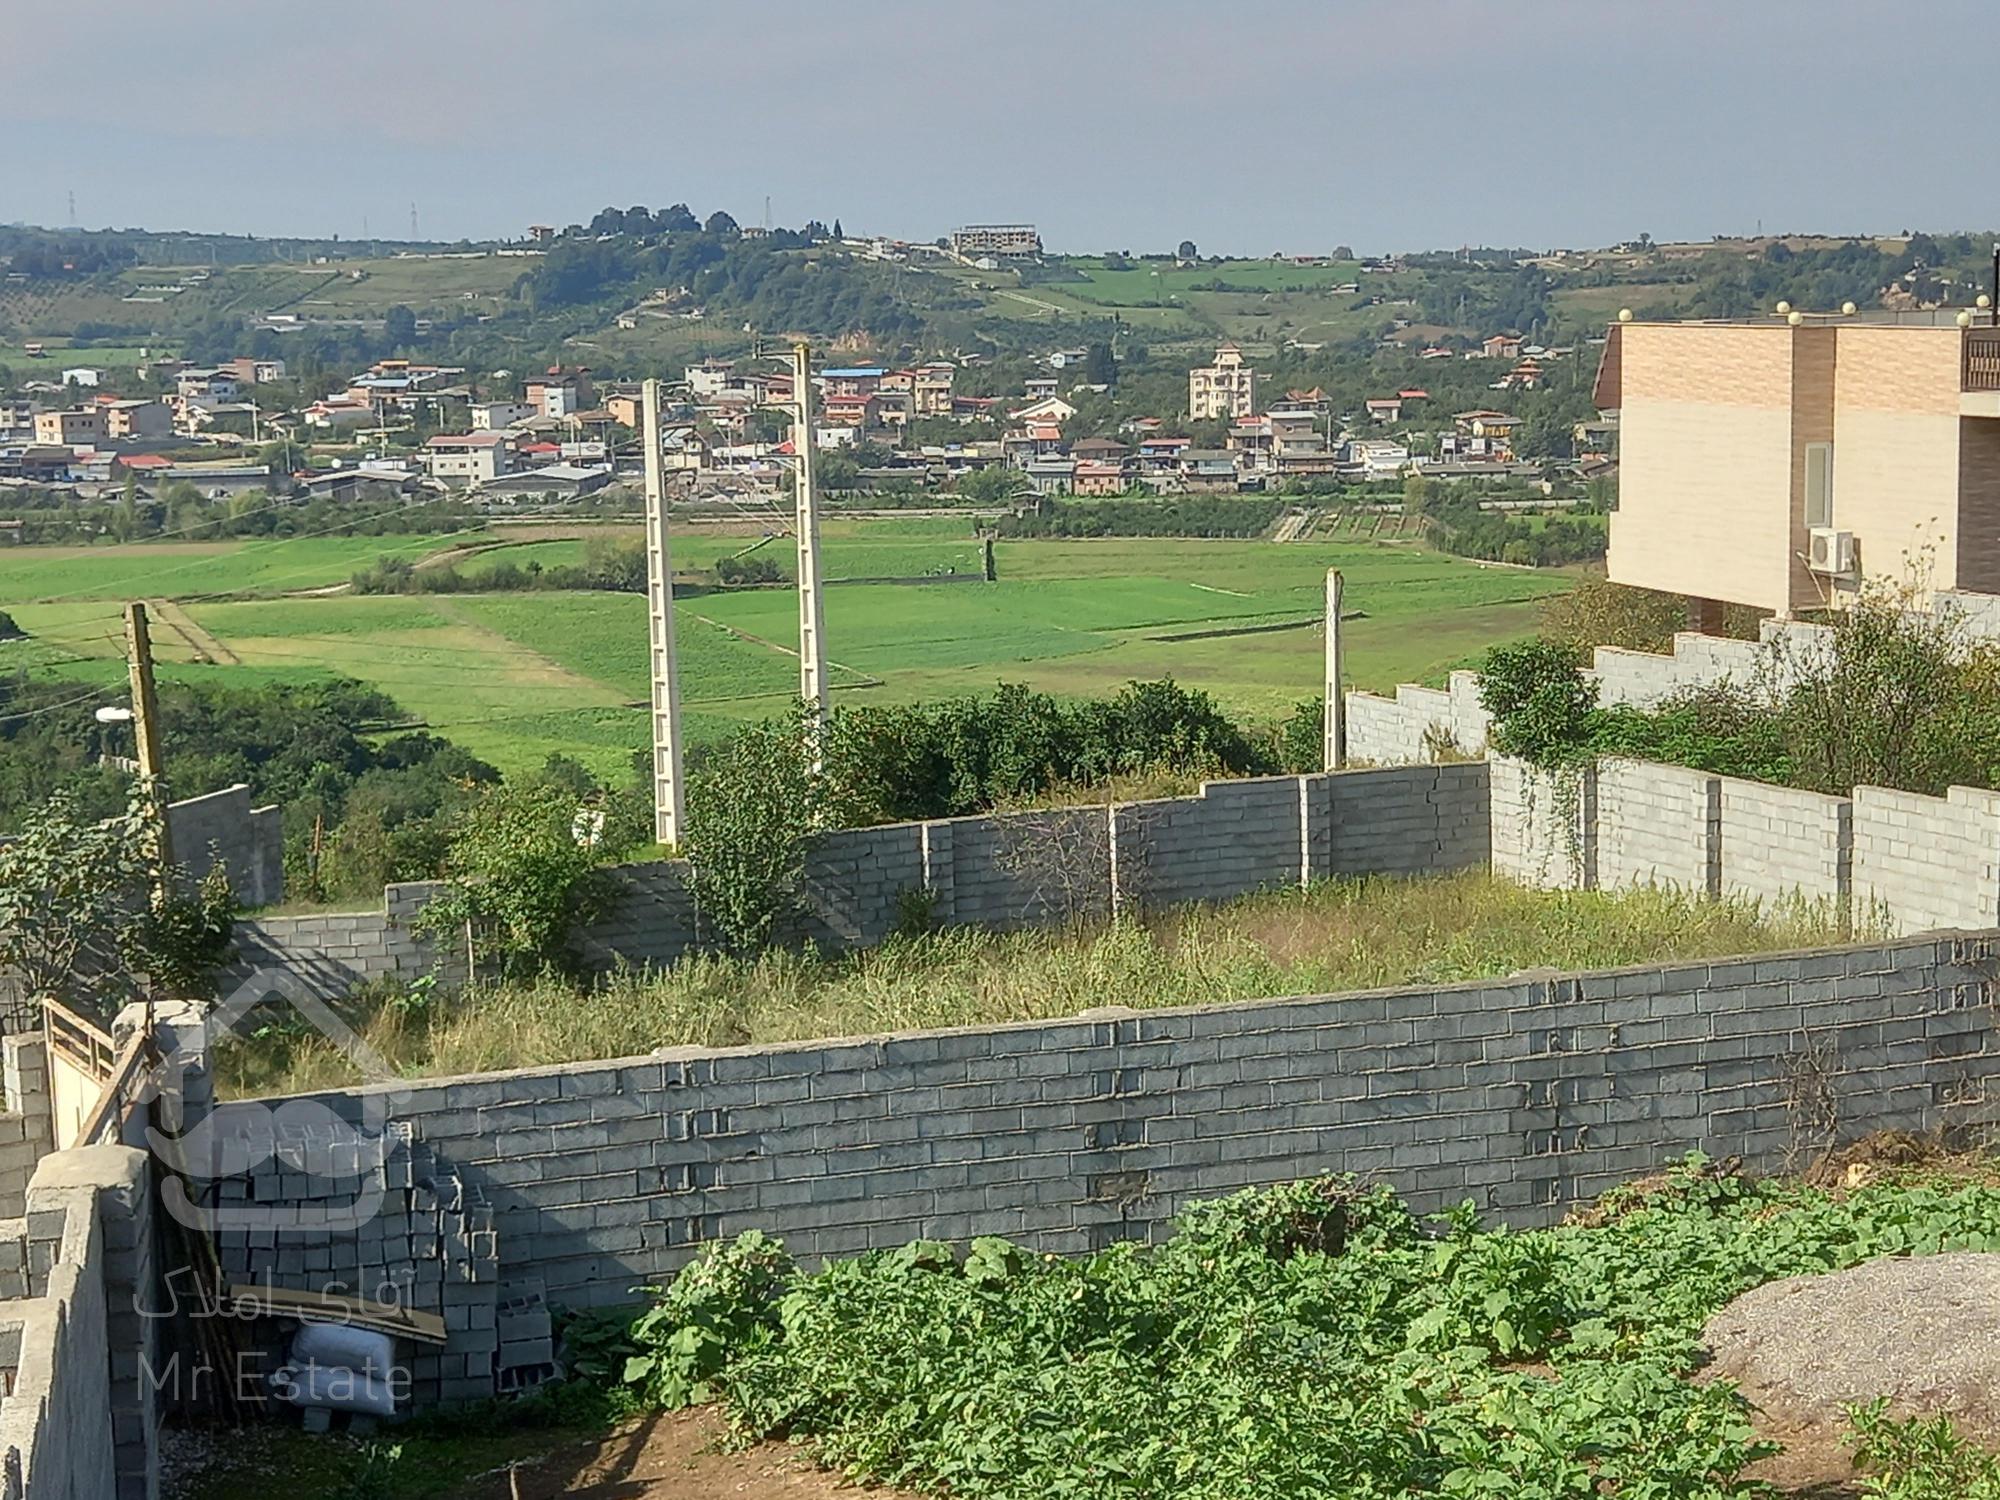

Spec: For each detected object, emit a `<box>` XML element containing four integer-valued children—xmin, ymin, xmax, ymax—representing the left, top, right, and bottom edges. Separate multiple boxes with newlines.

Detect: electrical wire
<box><xmin>0</xmin><ymin>685</ymin><xmax>119</xmax><ymax>725</ymax></box>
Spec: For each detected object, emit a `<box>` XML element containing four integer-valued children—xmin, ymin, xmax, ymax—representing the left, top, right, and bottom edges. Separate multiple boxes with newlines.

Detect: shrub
<box><xmin>1478</xmin><ymin>640</ymin><xmax>1599</xmax><ymax>767</ymax></box>
<box><xmin>684</xmin><ymin>714</ymin><xmax>824</xmax><ymax>954</ymax></box>
<box><xmin>0</xmin><ymin>791</ymin><xmax>149</xmax><ymax>1006</ymax></box>
<box><xmin>133</xmin><ymin>863</ymin><xmax>239</xmax><ymax>1000</ymax></box>
<box><xmin>414</xmin><ymin>781</ymin><xmax>615</xmax><ymax>980</ymax></box>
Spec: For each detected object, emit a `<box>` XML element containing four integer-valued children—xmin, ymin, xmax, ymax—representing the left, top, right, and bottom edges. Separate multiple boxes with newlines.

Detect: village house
<box><xmin>1228</xmin><ymin>415</ymin><xmax>1274</xmax><ymax>470</ymax></box>
<box><xmin>422</xmin><ymin>431</ymin><xmax>515</xmax><ymax>486</ymax></box>
<box><xmin>1179</xmin><ymin>448</ymin><xmax>1241</xmax><ymax>490</ymax></box>
<box><xmin>1073</xmin><ymin>459</ymin><xmax>1128</xmax><ymax>495</ymax></box>
<box><xmin>526</xmin><ymin>367</ymin><xmax>594</xmax><ymax>419</ymax></box>
<box><xmin>218</xmin><ymin>356</ymin><xmax>287</xmax><ymax>385</ymax></box>
<box><xmin>913</xmin><ymin>362</ymin><xmax>956</xmax><ymax>417</ymax></box>
<box><xmin>1010</xmin><ymin>394</ymin><xmax>1077</xmax><ymax>425</ymax></box>
<box><xmin>1344</xmin><ymin>437</ymin><xmax>1411</xmax><ymax>479</ymax></box>
<box><xmin>1364</xmin><ymin>397</ymin><xmax>1403</xmax><ymax>423</ymax></box>
<box><xmin>175</xmin><ymin>368</ymin><xmax>240</xmax><ymax>401</ymax></box>
<box><xmin>820</xmin><ymin>366</ymin><xmax>887</xmax><ymax>399</ymax></box>
<box><xmin>1004</xmin><ymin>422</ymin><xmax>1068</xmax><ymax>467</ymax></box>
<box><xmin>61</xmin><ymin>366</ymin><xmax>104</xmax><ymax>389</ymax></box>
<box><xmin>472</xmin><ymin>400</ymin><xmax>538</xmax><ymax>431</ymax></box>
<box><xmin>1481</xmin><ymin>332</ymin><xmax>1525</xmax><ymax>361</ymax></box>
<box><xmin>1189</xmin><ymin>343</ymin><xmax>1259</xmax><ymax>422</ymax></box>
<box><xmin>1136</xmin><ymin>434</ymin><xmax>1191</xmax><ymax>475</ymax></box>
<box><xmin>95</xmin><ymin>397</ymin><xmax>173</xmax><ymax>440</ymax></box>
<box><xmin>1069</xmin><ymin>436</ymin><xmax>1130</xmax><ymax>467</ymax></box>
<box><xmin>303</xmin><ymin>397</ymin><xmax>378</xmax><ymax>431</ymax></box>
<box><xmin>1021</xmin><ymin>376</ymin><xmax>1060</xmax><ymax>403</ymax></box>
<box><xmin>33</xmin><ymin>408</ymin><xmax>107</xmax><ymax>446</ymax></box>
<box><xmin>1023</xmin><ymin>455</ymin><xmax>1077</xmax><ymax>495</ymax></box>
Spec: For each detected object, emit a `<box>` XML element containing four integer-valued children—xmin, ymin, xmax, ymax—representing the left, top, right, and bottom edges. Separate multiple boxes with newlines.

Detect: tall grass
<box><xmin>212</xmin><ymin>871</ymin><xmax>1857</xmax><ymax>1098</ymax></box>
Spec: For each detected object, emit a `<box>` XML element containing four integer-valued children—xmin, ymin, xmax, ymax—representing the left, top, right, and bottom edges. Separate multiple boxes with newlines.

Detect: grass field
<box><xmin>4</xmin><ymin>521</ymin><xmax>1570</xmax><ymax>777</ymax></box>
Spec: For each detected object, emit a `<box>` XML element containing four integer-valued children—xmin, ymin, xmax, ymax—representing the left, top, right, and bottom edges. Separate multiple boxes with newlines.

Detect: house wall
<box><xmin>1607</xmin><ymin>322</ymin><xmax>1799</xmax><ymax>613</ymax></box>
<box><xmin>1957</xmin><ymin>419</ymin><xmax>2000</xmax><ymax>595</ymax></box>
<box><xmin>1829</xmin><ymin>326</ymin><xmax>1964</xmax><ymax>593</ymax></box>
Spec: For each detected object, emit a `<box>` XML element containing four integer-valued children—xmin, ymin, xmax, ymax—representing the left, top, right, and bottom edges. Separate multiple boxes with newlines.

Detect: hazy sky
<box><xmin>6</xmin><ymin>1</ymin><xmax>1989</xmax><ymax>255</ymax></box>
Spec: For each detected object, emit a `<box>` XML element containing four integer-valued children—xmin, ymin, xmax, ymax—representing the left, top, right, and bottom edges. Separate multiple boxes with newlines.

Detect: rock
<box><xmin>1701</xmin><ymin>1252</ymin><xmax>2000</xmax><ymax>1444</ymax></box>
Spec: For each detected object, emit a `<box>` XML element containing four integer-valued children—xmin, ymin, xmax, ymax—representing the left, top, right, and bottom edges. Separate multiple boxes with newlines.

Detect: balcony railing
<box><xmin>1965</xmin><ymin>329</ymin><xmax>2000</xmax><ymax>391</ymax></box>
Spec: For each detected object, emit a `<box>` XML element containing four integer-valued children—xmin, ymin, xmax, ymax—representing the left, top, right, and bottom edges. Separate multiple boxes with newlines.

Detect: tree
<box><xmin>413</xmin><ymin>781</ymin><xmax>616</xmax><ymax>980</ymax></box>
<box><xmin>659</xmin><ymin>203</ymin><xmax>700</xmax><ymax>234</ymax></box>
<box><xmin>705</xmin><ymin>210</ymin><xmax>740</xmax><ymax>235</ymax></box>
<box><xmin>832</xmin><ymin>219</ymin><xmax>843</xmax><ymax>240</ymax></box>
<box><xmin>684</xmin><ymin>715</ymin><xmax>825</xmax><ymax>953</ymax></box>
<box><xmin>955</xmin><ymin>465</ymin><xmax>1028</xmax><ymax>506</ymax></box>
<box><xmin>1513</xmin><ymin>412</ymin><xmax>1574</xmax><ymax>461</ymax></box>
<box><xmin>1082</xmin><ymin>341</ymin><xmax>1117</xmax><ymax>386</ymax></box>
<box><xmin>0</xmin><ymin>792</ymin><xmax>148</xmax><ymax>1007</ymax></box>
<box><xmin>1177</xmin><ymin>240</ymin><xmax>1198</xmax><ymax>261</ymax></box>
<box><xmin>384</xmin><ymin>304</ymin><xmax>418</xmax><ymax>346</ymax></box>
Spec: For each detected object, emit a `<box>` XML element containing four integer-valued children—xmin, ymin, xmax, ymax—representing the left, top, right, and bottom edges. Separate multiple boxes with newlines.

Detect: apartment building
<box><xmin>1188</xmin><ymin>343</ymin><xmax>1259</xmax><ymax>422</ymax></box>
<box><xmin>949</xmin><ymin>224</ymin><xmax>1042</xmax><ymax>258</ymax></box>
<box><xmin>33</xmin><ymin>408</ymin><xmax>107</xmax><ymax>445</ymax></box>
<box><xmin>98</xmin><ymin>398</ymin><xmax>172</xmax><ymax>439</ymax></box>
<box><xmin>1598</xmin><ymin>316</ymin><xmax>2000</xmax><ymax>615</ymax></box>
<box><xmin>422</xmin><ymin>431</ymin><xmax>515</xmax><ymax>486</ymax></box>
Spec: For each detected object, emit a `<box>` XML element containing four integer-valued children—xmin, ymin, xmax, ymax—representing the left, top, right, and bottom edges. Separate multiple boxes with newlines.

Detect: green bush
<box><xmin>684</xmin><ymin>713</ymin><xmax>825</xmax><ymax>954</ymax></box>
<box><xmin>598</xmin><ymin>1163</ymin><xmax>2000</xmax><ymax>1499</ymax></box>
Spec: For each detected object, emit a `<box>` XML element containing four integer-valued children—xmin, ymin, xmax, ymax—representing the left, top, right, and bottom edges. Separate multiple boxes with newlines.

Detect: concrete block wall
<box><xmin>1853</xmin><ymin>786</ymin><xmax>2000</xmax><ymax>934</ymax></box>
<box><xmin>0</xmin><ymin>1146</ymin><xmax>154</xmax><ymax>1500</ymax></box>
<box><xmin>231</xmin><ymin>768</ymin><xmax>1497</xmax><ymax>1000</ymax></box>
<box><xmin>1719</xmin><ymin>777</ymin><xmax>1851</xmax><ymax>911</ymax></box>
<box><xmin>1490</xmin><ymin>757</ymin><xmax>1596</xmax><ymax>891</ymax></box>
<box><xmin>204</xmin><ymin>932</ymin><xmax>1998</xmax><ymax>1326</ymax></box>
<box><xmin>164</xmin><ymin>783</ymin><xmax>284</xmax><ymax>908</ymax></box>
<box><xmin>1596</xmin><ymin>758</ymin><xmax>1718</xmax><ymax>895</ymax></box>
<box><xmin>0</xmin><ymin>1039</ymin><xmax>55</xmax><ymax>1219</ymax></box>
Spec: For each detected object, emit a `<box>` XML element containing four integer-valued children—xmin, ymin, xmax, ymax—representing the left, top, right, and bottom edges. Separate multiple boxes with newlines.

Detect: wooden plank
<box><xmin>227</xmin><ymin>1284</ymin><xmax>449</xmax><ymax>1346</ymax></box>
<box><xmin>70</xmin><ymin>1030</ymin><xmax>148</xmax><ymax>1149</ymax></box>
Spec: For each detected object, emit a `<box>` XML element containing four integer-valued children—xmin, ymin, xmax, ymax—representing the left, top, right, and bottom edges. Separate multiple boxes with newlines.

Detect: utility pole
<box><xmin>1322</xmin><ymin>569</ymin><xmax>1346</xmax><ymax>771</ymax></box>
<box><xmin>792</xmin><ymin>341</ymin><xmax>830</xmax><ymax>758</ymax></box>
<box><xmin>641</xmin><ymin>379</ymin><xmax>686</xmax><ymax>845</ymax></box>
<box><xmin>125</xmin><ymin>602</ymin><xmax>175</xmax><ymax>873</ymax></box>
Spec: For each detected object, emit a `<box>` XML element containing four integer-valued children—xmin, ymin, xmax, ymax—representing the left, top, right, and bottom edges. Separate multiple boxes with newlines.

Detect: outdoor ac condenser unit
<box><xmin>1807</xmin><ymin>526</ymin><xmax>1857</xmax><ymax>576</ymax></box>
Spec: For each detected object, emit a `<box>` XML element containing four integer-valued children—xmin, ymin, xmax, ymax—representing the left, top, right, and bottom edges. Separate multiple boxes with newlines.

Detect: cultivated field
<box><xmin>3</xmin><ymin>518</ymin><xmax>1570</xmax><ymax>776</ymax></box>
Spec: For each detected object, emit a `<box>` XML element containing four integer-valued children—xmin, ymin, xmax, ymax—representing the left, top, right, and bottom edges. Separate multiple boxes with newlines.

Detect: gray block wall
<box><xmin>164</xmin><ymin>784</ymin><xmax>284</xmax><ymax>908</ymax></box>
<box><xmin>223</xmin><ymin>768</ymin><xmax>1497</xmax><ymax>1001</ymax></box>
<box><xmin>0</xmin><ymin>1038</ymin><xmax>55</xmax><ymax>1219</ymax></box>
<box><xmin>202</xmin><ymin>932</ymin><xmax>1998</xmax><ymax>1337</ymax></box>
<box><xmin>1490</xmin><ymin>757</ymin><xmax>1596</xmax><ymax>890</ymax></box>
<box><xmin>1853</xmin><ymin>786</ymin><xmax>2000</xmax><ymax>934</ymax></box>
<box><xmin>1719</xmin><ymin>777</ymin><xmax>1851</xmax><ymax>911</ymax></box>
<box><xmin>1596</xmin><ymin>758</ymin><xmax>1717</xmax><ymax>894</ymax></box>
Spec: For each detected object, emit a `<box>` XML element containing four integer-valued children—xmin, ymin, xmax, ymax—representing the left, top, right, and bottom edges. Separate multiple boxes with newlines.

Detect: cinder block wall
<box><xmin>1596</xmin><ymin>759</ymin><xmax>1718</xmax><ymax>894</ymax></box>
<box><xmin>209</xmin><ymin>933</ymin><xmax>1998</xmax><ymax>1326</ymax></box>
<box><xmin>221</xmin><ymin>768</ymin><xmax>1495</xmax><ymax>1000</ymax></box>
<box><xmin>1719</xmin><ymin>777</ymin><xmax>1850</xmax><ymax>910</ymax></box>
<box><xmin>164</xmin><ymin>783</ymin><xmax>284</xmax><ymax>907</ymax></box>
<box><xmin>0</xmin><ymin>1038</ymin><xmax>55</xmax><ymax>1218</ymax></box>
<box><xmin>1490</xmin><ymin>757</ymin><xmax>1596</xmax><ymax>890</ymax></box>
<box><xmin>1854</xmin><ymin>786</ymin><xmax>2000</xmax><ymax>933</ymax></box>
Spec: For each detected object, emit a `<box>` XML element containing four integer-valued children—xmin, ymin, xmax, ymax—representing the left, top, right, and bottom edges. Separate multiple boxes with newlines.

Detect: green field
<box><xmin>4</xmin><ymin>522</ymin><xmax>1570</xmax><ymax>777</ymax></box>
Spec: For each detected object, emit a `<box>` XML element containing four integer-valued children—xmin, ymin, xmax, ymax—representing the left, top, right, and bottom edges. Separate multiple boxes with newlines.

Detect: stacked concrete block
<box><xmin>945</xmin><ymin>807</ymin><xmax>1114</xmax><ymax>929</ymax></box>
<box><xmin>1854</xmin><ymin>785</ymin><xmax>2000</xmax><ymax>934</ymax></box>
<box><xmin>0</xmin><ymin>1039</ymin><xmax>54</xmax><ymax>1218</ymax></box>
<box><xmin>164</xmin><ymin>784</ymin><xmax>284</xmax><ymax>908</ymax></box>
<box><xmin>1490</xmin><ymin>757</ymin><xmax>1596</xmax><ymax>890</ymax></box>
<box><xmin>493</xmin><ymin>1279</ymin><xmax>556</xmax><ymax>1393</ymax></box>
<box><xmin>1718</xmin><ymin>776</ymin><xmax>1851</xmax><ymax>912</ymax></box>
<box><xmin>1596</xmin><ymin>758</ymin><xmax>1718</xmax><ymax>895</ymax></box>
<box><xmin>798</xmin><ymin>824</ymin><xmax>928</xmax><ymax>949</ymax></box>
<box><xmin>574</xmin><ymin>864</ymin><xmax>697</xmax><ymax>973</ymax></box>
<box><xmin>1446</xmin><ymin>670</ymin><xmax>1492</xmax><ymax>755</ymax></box>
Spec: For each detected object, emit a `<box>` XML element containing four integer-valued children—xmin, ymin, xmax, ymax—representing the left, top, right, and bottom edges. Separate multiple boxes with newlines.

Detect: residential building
<box><xmin>1022</xmin><ymin>376</ymin><xmax>1060</xmax><ymax>402</ymax></box>
<box><xmin>1599</xmin><ymin>315</ymin><xmax>2000</xmax><ymax>616</ymax></box>
<box><xmin>1573</xmin><ymin>416</ymin><xmax>1620</xmax><ymax>456</ymax></box>
<box><xmin>303</xmin><ymin>397</ymin><xmax>378</xmax><ymax>430</ymax></box>
<box><xmin>1179</xmin><ymin>449</ymin><xmax>1241</xmax><ymax>490</ymax></box>
<box><xmin>1004</xmin><ymin>423</ymin><xmax>1068</xmax><ymax>467</ymax></box>
<box><xmin>1481</xmin><ymin>332</ymin><xmax>1525</xmax><ymax>360</ymax></box>
<box><xmin>820</xmin><ymin>367</ymin><xmax>887</xmax><ymax>399</ymax></box>
<box><xmin>949</xmin><ymin>224</ymin><xmax>1042</xmax><ymax>259</ymax></box>
<box><xmin>472</xmin><ymin>400</ymin><xmax>537</xmax><ymax>431</ymax></box>
<box><xmin>685</xmin><ymin>359</ymin><xmax>737</xmax><ymax>399</ymax></box>
<box><xmin>1267</xmin><ymin>406</ymin><xmax>1326</xmax><ymax>460</ymax></box>
<box><xmin>1023</xmin><ymin>455</ymin><xmax>1076</xmax><ymax>495</ymax></box>
<box><xmin>1345</xmin><ymin>438</ymin><xmax>1411</xmax><ymax>479</ymax></box>
<box><xmin>913</xmin><ymin>362</ymin><xmax>956</xmax><ymax>417</ymax></box>
<box><xmin>218</xmin><ymin>356</ymin><xmax>286</xmax><ymax>385</ymax></box>
<box><xmin>527</xmin><ymin>224</ymin><xmax>556</xmax><ymax>243</ymax></box>
<box><xmin>176</xmin><ymin>368</ymin><xmax>240</xmax><ymax>401</ymax></box>
<box><xmin>1070</xmin><ymin>436</ymin><xmax>1130</xmax><ymax>466</ymax></box>
<box><xmin>951</xmin><ymin>395</ymin><xmax>1002</xmax><ymax>422</ymax></box>
<box><xmin>526</xmin><ymin>367</ymin><xmax>594</xmax><ymax>420</ymax></box>
<box><xmin>0</xmin><ymin>401</ymin><xmax>32</xmax><ymax>437</ymax></box>
<box><xmin>1046</xmin><ymin>347</ymin><xmax>1090</xmax><ymax>370</ymax></box>
<box><xmin>1073</xmin><ymin>459</ymin><xmax>1128</xmax><ymax>495</ymax></box>
<box><xmin>422</xmin><ymin>431</ymin><xmax>514</xmax><ymax>486</ymax></box>
<box><xmin>33</xmin><ymin>408</ymin><xmax>106</xmax><ymax>445</ymax></box>
<box><xmin>1010</xmin><ymin>394</ymin><xmax>1076</xmax><ymax>425</ymax></box>
<box><xmin>1449</xmin><ymin>410</ymin><xmax>1522</xmax><ymax>458</ymax></box>
<box><xmin>1136</xmin><ymin>434</ymin><xmax>1191</xmax><ymax>474</ymax></box>
<box><xmin>1188</xmin><ymin>343</ymin><xmax>1259</xmax><ymax>422</ymax></box>
<box><xmin>61</xmin><ymin>367</ymin><xmax>104</xmax><ymax>388</ymax></box>
<box><xmin>97</xmin><ymin>398</ymin><xmax>172</xmax><ymax>439</ymax></box>
<box><xmin>1364</xmin><ymin>397</ymin><xmax>1403</xmax><ymax>423</ymax></box>
<box><xmin>1228</xmin><ymin>415</ymin><xmax>1273</xmax><ymax>469</ymax></box>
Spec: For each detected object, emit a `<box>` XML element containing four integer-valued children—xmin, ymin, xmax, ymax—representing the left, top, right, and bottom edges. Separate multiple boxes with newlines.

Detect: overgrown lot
<box><xmin>212</xmin><ymin>871</ymin><xmax>1849</xmax><ymax>1095</ymax></box>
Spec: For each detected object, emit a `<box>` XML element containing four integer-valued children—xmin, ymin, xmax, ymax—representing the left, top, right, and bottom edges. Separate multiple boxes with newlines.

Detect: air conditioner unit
<box><xmin>1807</xmin><ymin>526</ymin><xmax>1857</xmax><ymax>576</ymax></box>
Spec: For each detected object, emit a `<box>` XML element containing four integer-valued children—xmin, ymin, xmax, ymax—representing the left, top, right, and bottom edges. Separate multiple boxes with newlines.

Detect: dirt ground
<box><xmin>453</xmin><ymin>1409</ymin><xmax>912</xmax><ymax>1500</ymax></box>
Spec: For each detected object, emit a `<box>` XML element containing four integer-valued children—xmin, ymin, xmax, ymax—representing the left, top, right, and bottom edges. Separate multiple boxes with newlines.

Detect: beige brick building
<box><xmin>1600</xmin><ymin>317</ymin><xmax>2000</xmax><ymax>615</ymax></box>
<box><xmin>1188</xmin><ymin>343</ymin><xmax>1259</xmax><ymax>423</ymax></box>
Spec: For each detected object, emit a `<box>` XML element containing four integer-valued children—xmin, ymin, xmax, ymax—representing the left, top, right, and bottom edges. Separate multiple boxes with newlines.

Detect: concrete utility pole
<box><xmin>792</xmin><ymin>341</ymin><xmax>830</xmax><ymax>758</ymax></box>
<box><xmin>641</xmin><ymin>379</ymin><xmax>686</xmax><ymax>845</ymax></box>
<box><xmin>124</xmin><ymin>601</ymin><xmax>175</xmax><ymax>872</ymax></box>
<box><xmin>1322</xmin><ymin>569</ymin><xmax>1346</xmax><ymax>771</ymax></box>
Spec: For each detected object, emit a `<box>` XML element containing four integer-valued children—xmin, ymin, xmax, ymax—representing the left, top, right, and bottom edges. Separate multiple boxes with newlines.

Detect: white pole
<box><xmin>642</xmin><ymin>378</ymin><xmax>686</xmax><ymax>845</ymax></box>
<box><xmin>1323</xmin><ymin>568</ymin><xmax>1346</xmax><ymax>771</ymax></box>
<box><xmin>793</xmin><ymin>342</ymin><xmax>830</xmax><ymax>761</ymax></box>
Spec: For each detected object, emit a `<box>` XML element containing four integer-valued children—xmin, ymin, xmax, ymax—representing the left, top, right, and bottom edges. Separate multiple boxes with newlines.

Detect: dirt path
<box><xmin>148</xmin><ymin>598</ymin><xmax>242</xmax><ymax>666</ymax></box>
<box><xmin>452</xmin><ymin>1408</ymin><xmax>916</xmax><ymax>1500</ymax></box>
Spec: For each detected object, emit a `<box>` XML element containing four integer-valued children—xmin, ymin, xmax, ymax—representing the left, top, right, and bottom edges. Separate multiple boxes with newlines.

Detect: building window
<box><xmin>1804</xmin><ymin>442</ymin><xmax>1834</xmax><ymax>528</ymax></box>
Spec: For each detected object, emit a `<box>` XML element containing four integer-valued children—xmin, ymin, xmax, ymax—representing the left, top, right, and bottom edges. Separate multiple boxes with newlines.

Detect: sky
<box><xmin>5</xmin><ymin>0</ymin><xmax>1992</xmax><ymax>256</ymax></box>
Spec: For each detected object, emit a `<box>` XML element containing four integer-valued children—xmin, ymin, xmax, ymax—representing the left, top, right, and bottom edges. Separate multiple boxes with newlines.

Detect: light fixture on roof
<box><xmin>1787</xmin><ymin>311</ymin><xmax>1804</xmax><ymax>326</ymax></box>
<box><xmin>1959</xmin><ymin>310</ymin><xmax>1976</xmax><ymax>328</ymax></box>
<box><xmin>1841</xmin><ymin>301</ymin><xmax>1857</xmax><ymax>316</ymax></box>
<box><xmin>1775</xmin><ymin>300</ymin><xmax>1792</xmax><ymax>315</ymax></box>
<box><xmin>1617</xmin><ymin>308</ymin><xmax>1633</xmax><ymax>322</ymax></box>
<box><xmin>1980</xmin><ymin>294</ymin><xmax>1993</xmax><ymax>309</ymax></box>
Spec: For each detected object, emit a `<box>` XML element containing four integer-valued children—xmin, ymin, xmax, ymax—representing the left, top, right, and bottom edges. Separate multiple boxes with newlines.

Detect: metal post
<box><xmin>793</xmin><ymin>342</ymin><xmax>830</xmax><ymax>760</ymax></box>
<box><xmin>125</xmin><ymin>601</ymin><xmax>174</xmax><ymax>874</ymax></box>
<box><xmin>1990</xmin><ymin>243</ymin><xmax>1998</xmax><ymax>327</ymax></box>
<box><xmin>641</xmin><ymin>379</ymin><xmax>686</xmax><ymax>846</ymax></box>
<box><xmin>1322</xmin><ymin>569</ymin><xmax>1346</xmax><ymax>771</ymax></box>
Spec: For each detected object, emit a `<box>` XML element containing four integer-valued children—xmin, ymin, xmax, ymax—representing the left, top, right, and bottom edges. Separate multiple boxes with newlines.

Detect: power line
<box><xmin>0</xmin><ymin>685</ymin><xmax>118</xmax><ymax>725</ymax></box>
